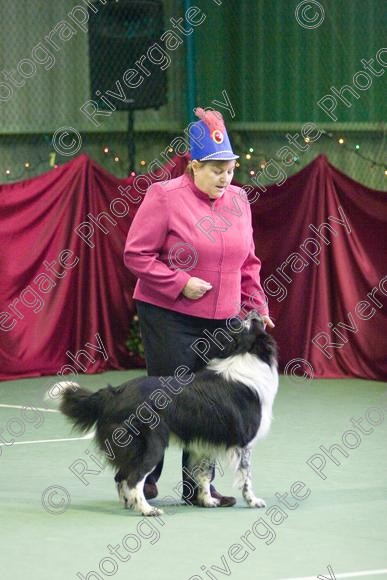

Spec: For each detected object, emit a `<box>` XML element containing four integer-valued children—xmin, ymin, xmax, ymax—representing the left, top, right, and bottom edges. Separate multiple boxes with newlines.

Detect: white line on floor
<box><xmin>279</xmin><ymin>568</ymin><xmax>387</xmax><ymax>579</ymax></box>
<box><xmin>0</xmin><ymin>432</ymin><xmax>95</xmax><ymax>446</ymax></box>
<box><xmin>0</xmin><ymin>404</ymin><xmax>60</xmax><ymax>413</ymax></box>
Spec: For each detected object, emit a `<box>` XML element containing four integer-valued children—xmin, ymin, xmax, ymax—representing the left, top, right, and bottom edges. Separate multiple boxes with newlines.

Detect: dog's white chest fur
<box><xmin>207</xmin><ymin>353</ymin><xmax>279</xmax><ymax>440</ymax></box>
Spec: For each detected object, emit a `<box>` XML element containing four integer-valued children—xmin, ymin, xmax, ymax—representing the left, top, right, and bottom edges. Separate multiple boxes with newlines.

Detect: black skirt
<box><xmin>135</xmin><ymin>300</ymin><xmax>230</xmax><ymax>376</ymax></box>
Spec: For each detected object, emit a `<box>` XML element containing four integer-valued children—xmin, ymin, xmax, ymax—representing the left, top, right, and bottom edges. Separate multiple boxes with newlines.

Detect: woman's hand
<box><xmin>261</xmin><ymin>315</ymin><xmax>275</xmax><ymax>329</ymax></box>
<box><xmin>182</xmin><ymin>277</ymin><xmax>213</xmax><ymax>300</ymax></box>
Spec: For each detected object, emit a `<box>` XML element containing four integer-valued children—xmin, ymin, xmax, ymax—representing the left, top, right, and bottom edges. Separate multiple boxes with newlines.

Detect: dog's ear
<box><xmin>205</xmin><ymin>327</ymin><xmax>238</xmax><ymax>360</ymax></box>
<box><xmin>222</xmin><ymin>319</ymin><xmax>257</xmax><ymax>354</ymax></box>
<box><xmin>250</xmin><ymin>319</ymin><xmax>278</xmax><ymax>363</ymax></box>
<box><xmin>250</xmin><ymin>316</ymin><xmax>266</xmax><ymax>334</ymax></box>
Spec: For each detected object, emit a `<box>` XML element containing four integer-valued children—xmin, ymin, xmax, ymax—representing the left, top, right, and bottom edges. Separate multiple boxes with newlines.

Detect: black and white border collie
<box><xmin>50</xmin><ymin>313</ymin><xmax>278</xmax><ymax>517</ymax></box>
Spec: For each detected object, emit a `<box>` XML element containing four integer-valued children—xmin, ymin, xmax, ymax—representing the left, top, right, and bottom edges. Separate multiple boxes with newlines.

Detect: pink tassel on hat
<box><xmin>194</xmin><ymin>107</ymin><xmax>225</xmax><ymax>133</ymax></box>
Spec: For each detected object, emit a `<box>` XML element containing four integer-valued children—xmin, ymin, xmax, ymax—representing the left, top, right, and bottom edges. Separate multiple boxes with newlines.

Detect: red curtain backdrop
<box><xmin>0</xmin><ymin>153</ymin><xmax>386</xmax><ymax>381</ymax></box>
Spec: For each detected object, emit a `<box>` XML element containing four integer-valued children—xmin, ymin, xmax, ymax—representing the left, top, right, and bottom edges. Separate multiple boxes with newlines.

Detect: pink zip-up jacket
<box><xmin>123</xmin><ymin>173</ymin><xmax>269</xmax><ymax>320</ymax></box>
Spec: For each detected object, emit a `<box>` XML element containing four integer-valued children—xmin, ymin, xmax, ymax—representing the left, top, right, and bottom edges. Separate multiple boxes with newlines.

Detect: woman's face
<box><xmin>192</xmin><ymin>160</ymin><xmax>236</xmax><ymax>199</ymax></box>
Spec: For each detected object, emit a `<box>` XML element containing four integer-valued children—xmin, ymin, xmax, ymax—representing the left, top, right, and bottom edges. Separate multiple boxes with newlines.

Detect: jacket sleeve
<box><xmin>123</xmin><ymin>182</ymin><xmax>191</xmax><ymax>301</ymax></box>
<box><xmin>240</xmin><ymin>202</ymin><xmax>269</xmax><ymax>316</ymax></box>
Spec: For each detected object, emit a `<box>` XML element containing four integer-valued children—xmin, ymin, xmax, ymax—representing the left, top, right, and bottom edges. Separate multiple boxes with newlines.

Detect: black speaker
<box><xmin>88</xmin><ymin>0</ymin><xmax>168</xmax><ymax>111</ymax></box>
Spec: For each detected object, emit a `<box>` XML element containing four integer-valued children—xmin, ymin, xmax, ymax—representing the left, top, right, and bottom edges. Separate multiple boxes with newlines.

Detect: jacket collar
<box><xmin>183</xmin><ymin>173</ymin><xmax>217</xmax><ymax>202</ymax></box>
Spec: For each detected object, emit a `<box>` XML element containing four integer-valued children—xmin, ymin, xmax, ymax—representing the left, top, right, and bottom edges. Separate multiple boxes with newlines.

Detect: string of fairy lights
<box><xmin>2</xmin><ymin>134</ymin><xmax>386</xmax><ymax>182</ymax></box>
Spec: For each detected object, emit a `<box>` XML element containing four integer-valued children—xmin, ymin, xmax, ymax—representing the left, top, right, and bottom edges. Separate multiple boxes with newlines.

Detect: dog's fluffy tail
<box><xmin>45</xmin><ymin>381</ymin><xmax>101</xmax><ymax>433</ymax></box>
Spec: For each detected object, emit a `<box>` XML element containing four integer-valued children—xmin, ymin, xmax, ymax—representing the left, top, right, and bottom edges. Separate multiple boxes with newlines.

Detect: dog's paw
<box><xmin>200</xmin><ymin>497</ymin><xmax>221</xmax><ymax>508</ymax></box>
<box><xmin>143</xmin><ymin>507</ymin><xmax>164</xmax><ymax>517</ymax></box>
<box><xmin>120</xmin><ymin>497</ymin><xmax>129</xmax><ymax>509</ymax></box>
<box><xmin>116</xmin><ymin>485</ymin><xmax>130</xmax><ymax>508</ymax></box>
<box><xmin>117</xmin><ymin>490</ymin><xmax>127</xmax><ymax>507</ymax></box>
<box><xmin>247</xmin><ymin>497</ymin><xmax>266</xmax><ymax>508</ymax></box>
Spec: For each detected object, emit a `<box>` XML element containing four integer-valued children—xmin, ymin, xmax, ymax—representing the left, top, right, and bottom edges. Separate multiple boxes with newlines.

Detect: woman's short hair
<box><xmin>185</xmin><ymin>159</ymin><xmax>236</xmax><ymax>177</ymax></box>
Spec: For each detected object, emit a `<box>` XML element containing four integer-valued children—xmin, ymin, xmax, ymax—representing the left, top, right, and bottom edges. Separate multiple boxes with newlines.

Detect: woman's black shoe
<box><xmin>144</xmin><ymin>483</ymin><xmax>158</xmax><ymax>499</ymax></box>
<box><xmin>183</xmin><ymin>488</ymin><xmax>236</xmax><ymax>507</ymax></box>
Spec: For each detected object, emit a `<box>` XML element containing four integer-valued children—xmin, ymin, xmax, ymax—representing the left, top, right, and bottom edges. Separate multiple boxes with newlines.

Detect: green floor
<box><xmin>0</xmin><ymin>372</ymin><xmax>386</xmax><ymax>580</ymax></box>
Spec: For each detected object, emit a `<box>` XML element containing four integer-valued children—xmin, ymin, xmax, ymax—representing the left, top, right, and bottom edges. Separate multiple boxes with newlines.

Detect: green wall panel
<box><xmin>195</xmin><ymin>0</ymin><xmax>386</xmax><ymax>124</ymax></box>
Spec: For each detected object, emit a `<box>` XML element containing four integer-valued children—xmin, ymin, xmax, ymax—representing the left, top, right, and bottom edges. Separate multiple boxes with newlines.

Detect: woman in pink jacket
<box><xmin>124</xmin><ymin>108</ymin><xmax>274</xmax><ymax>507</ymax></box>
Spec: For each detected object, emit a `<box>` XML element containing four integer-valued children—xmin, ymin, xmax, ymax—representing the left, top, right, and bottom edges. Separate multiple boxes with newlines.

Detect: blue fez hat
<box><xmin>189</xmin><ymin>107</ymin><xmax>239</xmax><ymax>161</ymax></box>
